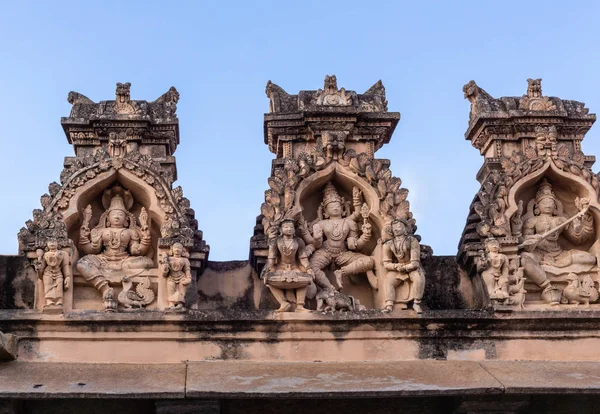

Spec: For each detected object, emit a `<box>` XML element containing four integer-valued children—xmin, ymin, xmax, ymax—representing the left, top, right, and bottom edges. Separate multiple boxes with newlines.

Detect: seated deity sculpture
<box><xmin>34</xmin><ymin>240</ymin><xmax>71</xmax><ymax>309</ymax></box>
<box><xmin>76</xmin><ymin>186</ymin><xmax>154</xmax><ymax>311</ymax></box>
<box><xmin>520</xmin><ymin>179</ymin><xmax>596</xmax><ymax>304</ymax></box>
<box><xmin>381</xmin><ymin>218</ymin><xmax>425</xmax><ymax>313</ymax></box>
<box><xmin>160</xmin><ymin>242</ymin><xmax>192</xmax><ymax>311</ymax></box>
<box><xmin>300</xmin><ymin>182</ymin><xmax>373</xmax><ymax>292</ymax></box>
<box><xmin>262</xmin><ymin>218</ymin><xmax>314</xmax><ymax>313</ymax></box>
<box><xmin>477</xmin><ymin>238</ymin><xmax>510</xmax><ymax>304</ymax></box>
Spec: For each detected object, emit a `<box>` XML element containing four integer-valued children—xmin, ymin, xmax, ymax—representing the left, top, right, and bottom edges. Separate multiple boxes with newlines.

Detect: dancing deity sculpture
<box><xmin>34</xmin><ymin>240</ymin><xmax>71</xmax><ymax>309</ymax></box>
<box><xmin>76</xmin><ymin>186</ymin><xmax>154</xmax><ymax>311</ymax></box>
<box><xmin>381</xmin><ymin>219</ymin><xmax>425</xmax><ymax>313</ymax></box>
<box><xmin>520</xmin><ymin>179</ymin><xmax>596</xmax><ymax>303</ymax></box>
<box><xmin>300</xmin><ymin>182</ymin><xmax>374</xmax><ymax>291</ymax></box>
<box><xmin>263</xmin><ymin>218</ymin><xmax>314</xmax><ymax>313</ymax></box>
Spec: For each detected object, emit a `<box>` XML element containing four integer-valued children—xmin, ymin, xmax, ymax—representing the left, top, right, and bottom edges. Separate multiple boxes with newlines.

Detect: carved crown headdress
<box><xmin>322</xmin><ymin>182</ymin><xmax>343</xmax><ymax>207</ymax></box>
<box><xmin>535</xmin><ymin>179</ymin><xmax>556</xmax><ymax>204</ymax></box>
<box><xmin>102</xmin><ymin>185</ymin><xmax>134</xmax><ymax>213</ymax></box>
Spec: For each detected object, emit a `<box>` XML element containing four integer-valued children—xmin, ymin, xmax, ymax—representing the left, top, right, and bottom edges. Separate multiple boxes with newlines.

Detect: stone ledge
<box><xmin>186</xmin><ymin>360</ymin><xmax>503</xmax><ymax>398</ymax></box>
<box><xmin>482</xmin><ymin>361</ymin><xmax>600</xmax><ymax>394</ymax></box>
<box><xmin>2</xmin><ymin>361</ymin><xmax>600</xmax><ymax>398</ymax></box>
<box><xmin>0</xmin><ymin>362</ymin><xmax>185</xmax><ymax>398</ymax></box>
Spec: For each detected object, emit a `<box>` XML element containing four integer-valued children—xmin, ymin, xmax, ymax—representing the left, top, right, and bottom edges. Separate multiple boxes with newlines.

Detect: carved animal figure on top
<box><xmin>315</xmin><ymin>287</ymin><xmax>355</xmax><ymax>312</ymax></box>
<box><xmin>117</xmin><ymin>276</ymin><xmax>155</xmax><ymax>309</ymax></box>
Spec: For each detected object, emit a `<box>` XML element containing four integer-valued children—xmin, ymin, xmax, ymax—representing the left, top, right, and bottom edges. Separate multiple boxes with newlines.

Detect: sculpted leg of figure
<box><xmin>521</xmin><ymin>252</ymin><xmax>551</xmax><ymax>288</ymax></box>
<box><xmin>267</xmin><ymin>285</ymin><xmax>292</xmax><ymax>312</ymax></box>
<box><xmin>382</xmin><ymin>272</ymin><xmax>401</xmax><ymax>312</ymax></box>
<box><xmin>166</xmin><ymin>279</ymin><xmax>178</xmax><ymax>308</ymax></box>
<box><xmin>122</xmin><ymin>256</ymin><xmax>154</xmax><ymax>275</ymax></box>
<box><xmin>409</xmin><ymin>269</ymin><xmax>425</xmax><ymax>313</ymax></box>
<box><xmin>295</xmin><ymin>287</ymin><xmax>311</xmax><ymax>313</ymax></box>
<box><xmin>335</xmin><ymin>252</ymin><xmax>374</xmax><ymax>289</ymax></box>
<box><xmin>76</xmin><ymin>257</ymin><xmax>113</xmax><ymax>299</ymax></box>
<box><xmin>310</xmin><ymin>250</ymin><xmax>336</xmax><ymax>290</ymax></box>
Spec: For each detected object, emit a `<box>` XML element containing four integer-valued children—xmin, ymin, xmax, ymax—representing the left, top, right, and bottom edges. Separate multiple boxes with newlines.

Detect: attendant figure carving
<box><xmin>519</xmin><ymin>179</ymin><xmax>596</xmax><ymax>304</ymax></box>
<box><xmin>381</xmin><ymin>219</ymin><xmax>425</xmax><ymax>313</ymax></box>
<box><xmin>299</xmin><ymin>182</ymin><xmax>374</xmax><ymax>292</ymax></box>
<box><xmin>477</xmin><ymin>238</ymin><xmax>510</xmax><ymax>304</ymax></box>
<box><xmin>262</xmin><ymin>218</ymin><xmax>314</xmax><ymax>313</ymax></box>
<box><xmin>34</xmin><ymin>240</ymin><xmax>71</xmax><ymax>309</ymax></box>
<box><xmin>76</xmin><ymin>186</ymin><xmax>154</xmax><ymax>311</ymax></box>
<box><xmin>160</xmin><ymin>242</ymin><xmax>192</xmax><ymax>311</ymax></box>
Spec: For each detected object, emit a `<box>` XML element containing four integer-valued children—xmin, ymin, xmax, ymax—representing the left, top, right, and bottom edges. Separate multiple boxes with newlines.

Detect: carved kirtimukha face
<box><xmin>538</xmin><ymin>198</ymin><xmax>556</xmax><ymax>215</ymax></box>
<box><xmin>325</xmin><ymin>201</ymin><xmax>343</xmax><ymax>218</ymax></box>
<box><xmin>107</xmin><ymin>210</ymin><xmax>127</xmax><ymax>228</ymax></box>
<box><xmin>280</xmin><ymin>221</ymin><xmax>295</xmax><ymax>237</ymax></box>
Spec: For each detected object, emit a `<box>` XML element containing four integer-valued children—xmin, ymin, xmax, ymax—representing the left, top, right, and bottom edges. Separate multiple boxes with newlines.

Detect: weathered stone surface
<box><xmin>0</xmin><ymin>362</ymin><xmax>185</xmax><ymax>398</ymax></box>
<box><xmin>482</xmin><ymin>361</ymin><xmax>600</xmax><ymax>394</ymax></box>
<box><xmin>0</xmin><ymin>255</ymin><xmax>31</xmax><ymax>310</ymax></box>
<box><xmin>186</xmin><ymin>360</ymin><xmax>503</xmax><ymax>398</ymax></box>
<box><xmin>0</xmin><ymin>332</ymin><xmax>17</xmax><ymax>362</ymax></box>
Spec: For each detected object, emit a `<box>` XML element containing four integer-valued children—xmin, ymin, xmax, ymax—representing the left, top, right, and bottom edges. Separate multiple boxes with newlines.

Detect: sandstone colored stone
<box><xmin>0</xmin><ymin>332</ymin><xmax>16</xmax><ymax>362</ymax></box>
<box><xmin>186</xmin><ymin>360</ymin><xmax>503</xmax><ymax>398</ymax></box>
<box><xmin>0</xmin><ymin>362</ymin><xmax>185</xmax><ymax>398</ymax></box>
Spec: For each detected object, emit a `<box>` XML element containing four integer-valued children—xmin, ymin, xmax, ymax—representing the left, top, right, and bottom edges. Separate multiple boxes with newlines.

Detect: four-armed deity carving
<box><xmin>77</xmin><ymin>186</ymin><xmax>154</xmax><ymax>312</ymax></box>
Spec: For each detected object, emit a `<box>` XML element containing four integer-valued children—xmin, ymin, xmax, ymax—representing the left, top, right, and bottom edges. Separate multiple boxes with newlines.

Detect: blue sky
<box><xmin>1</xmin><ymin>1</ymin><xmax>600</xmax><ymax>260</ymax></box>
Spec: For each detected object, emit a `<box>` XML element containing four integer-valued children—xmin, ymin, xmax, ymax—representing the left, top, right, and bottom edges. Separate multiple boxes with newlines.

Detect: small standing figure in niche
<box><xmin>34</xmin><ymin>240</ymin><xmax>71</xmax><ymax>310</ymax></box>
<box><xmin>262</xmin><ymin>218</ymin><xmax>315</xmax><ymax>313</ymax></box>
<box><xmin>381</xmin><ymin>219</ymin><xmax>425</xmax><ymax>313</ymax></box>
<box><xmin>477</xmin><ymin>238</ymin><xmax>510</xmax><ymax>304</ymax></box>
<box><xmin>160</xmin><ymin>243</ymin><xmax>192</xmax><ymax>312</ymax></box>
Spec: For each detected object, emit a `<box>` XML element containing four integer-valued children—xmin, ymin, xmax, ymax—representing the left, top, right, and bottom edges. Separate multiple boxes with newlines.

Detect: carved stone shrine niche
<box><xmin>250</xmin><ymin>75</ymin><xmax>430</xmax><ymax>313</ymax></box>
<box><xmin>458</xmin><ymin>78</ymin><xmax>600</xmax><ymax>311</ymax></box>
<box><xmin>18</xmin><ymin>83</ymin><xmax>209</xmax><ymax>313</ymax></box>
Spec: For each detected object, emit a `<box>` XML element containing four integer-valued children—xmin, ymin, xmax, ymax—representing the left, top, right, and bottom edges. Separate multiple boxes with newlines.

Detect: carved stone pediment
<box><xmin>253</xmin><ymin>76</ymin><xmax>428</xmax><ymax>313</ymax></box>
<box><xmin>19</xmin><ymin>83</ymin><xmax>208</xmax><ymax>314</ymax></box>
<box><xmin>458</xmin><ymin>79</ymin><xmax>600</xmax><ymax>311</ymax></box>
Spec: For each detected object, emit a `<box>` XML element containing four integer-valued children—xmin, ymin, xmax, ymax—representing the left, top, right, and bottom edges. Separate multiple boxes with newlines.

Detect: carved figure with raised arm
<box><xmin>381</xmin><ymin>218</ymin><xmax>425</xmax><ymax>313</ymax></box>
<box><xmin>76</xmin><ymin>185</ymin><xmax>154</xmax><ymax>312</ymax></box>
<box><xmin>34</xmin><ymin>240</ymin><xmax>71</xmax><ymax>309</ymax></box>
<box><xmin>519</xmin><ymin>179</ymin><xmax>596</xmax><ymax>304</ymax></box>
<box><xmin>262</xmin><ymin>218</ymin><xmax>315</xmax><ymax>313</ymax></box>
<box><xmin>160</xmin><ymin>242</ymin><xmax>192</xmax><ymax>311</ymax></box>
<box><xmin>299</xmin><ymin>182</ymin><xmax>374</xmax><ymax>291</ymax></box>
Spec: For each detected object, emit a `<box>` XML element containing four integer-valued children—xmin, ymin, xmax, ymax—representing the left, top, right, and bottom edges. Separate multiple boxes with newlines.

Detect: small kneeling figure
<box><xmin>381</xmin><ymin>219</ymin><xmax>425</xmax><ymax>313</ymax></box>
<box><xmin>160</xmin><ymin>242</ymin><xmax>192</xmax><ymax>311</ymax></box>
<box><xmin>262</xmin><ymin>218</ymin><xmax>315</xmax><ymax>313</ymax></box>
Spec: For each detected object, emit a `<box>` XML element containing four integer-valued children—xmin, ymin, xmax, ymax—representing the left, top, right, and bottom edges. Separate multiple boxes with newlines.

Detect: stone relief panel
<box><xmin>17</xmin><ymin>83</ymin><xmax>209</xmax><ymax>313</ymax></box>
<box><xmin>251</xmin><ymin>75</ymin><xmax>429</xmax><ymax>313</ymax></box>
<box><xmin>458</xmin><ymin>78</ymin><xmax>600</xmax><ymax>311</ymax></box>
